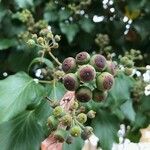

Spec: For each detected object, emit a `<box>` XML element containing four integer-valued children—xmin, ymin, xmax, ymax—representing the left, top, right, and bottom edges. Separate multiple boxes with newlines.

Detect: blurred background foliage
<box><xmin>0</xmin><ymin>1</ymin><xmax>150</xmax><ymax>150</ymax></box>
<box><xmin>0</xmin><ymin>0</ymin><xmax>150</xmax><ymax>76</ymax></box>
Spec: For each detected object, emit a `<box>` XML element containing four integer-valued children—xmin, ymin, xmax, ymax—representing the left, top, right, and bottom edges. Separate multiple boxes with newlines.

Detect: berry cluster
<box><xmin>47</xmin><ymin>102</ymin><xmax>94</xmax><ymax>144</ymax></box>
<box><xmin>62</xmin><ymin>52</ymin><xmax>116</xmax><ymax>103</ymax></box>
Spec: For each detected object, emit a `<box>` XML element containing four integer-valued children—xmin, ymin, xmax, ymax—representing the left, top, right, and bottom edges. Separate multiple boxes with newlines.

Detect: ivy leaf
<box><xmin>44</xmin><ymin>11</ymin><xmax>58</xmax><ymax>22</ymax></box>
<box><xmin>46</xmin><ymin>81</ymin><xmax>66</xmax><ymax>101</ymax></box>
<box><xmin>132</xmin><ymin>112</ymin><xmax>147</xmax><ymax>131</ymax></box>
<box><xmin>63</xmin><ymin>137</ymin><xmax>83</xmax><ymax>150</ymax></box>
<box><xmin>0</xmin><ymin>72</ymin><xmax>44</xmax><ymax>123</ymax></box>
<box><xmin>0</xmin><ymin>38</ymin><xmax>16</xmax><ymax>50</ymax></box>
<box><xmin>139</xmin><ymin>95</ymin><xmax>150</xmax><ymax>113</ymax></box>
<box><xmin>59</xmin><ymin>9</ymin><xmax>71</xmax><ymax>21</ymax></box>
<box><xmin>60</xmin><ymin>23</ymin><xmax>79</xmax><ymax>43</ymax></box>
<box><xmin>28</xmin><ymin>57</ymin><xmax>54</xmax><ymax>72</ymax></box>
<box><xmin>15</xmin><ymin>0</ymin><xmax>33</xmax><ymax>8</ymax></box>
<box><xmin>91</xmin><ymin>110</ymin><xmax>119</xmax><ymax>150</ymax></box>
<box><xmin>120</xmin><ymin>100</ymin><xmax>135</xmax><ymax>122</ymax></box>
<box><xmin>79</xmin><ymin>18</ymin><xmax>94</xmax><ymax>33</ymax></box>
<box><xmin>106</xmin><ymin>73</ymin><xmax>134</xmax><ymax>108</ymax></box>
<box><xmin>0</xmin><ymin>100</ymin><xmax>51</xmax><ymax>150</ymax></box>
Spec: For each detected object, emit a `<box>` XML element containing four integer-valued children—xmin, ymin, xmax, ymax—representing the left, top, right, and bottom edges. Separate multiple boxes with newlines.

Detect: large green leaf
<box><xmin>79</xmin><ymin>18</ymin><xmax>94</xmax><ymax>33</ymax></box>
<box><xmin>44</xmin><ymin>11</ymin><xmax>58</xmax><ymax>22</ymax></box>
<box><xmin>132</xmin><ymin>112</ymin><xmax>147</xmax><ymax>131</ymax></box>
<box><xmin>46</xmin><ymin>80</ymin><xmax>66</xmax><ymax>101</ymax></box>
<box><xmin>0</xmin><ymin>72</ymin><xmax>44</xmax><ymax>123</ymax></box>
<box><xmin>60</xmin><ymin>22</ymin><xmax>79</xmax><ymax>43</ymax></box>
<box><xmin>91</xmin><ymin>110</ymin><xmax>119</xmax><ymax>150</ymax></box>
<box><xmin>106</xmin><ymin>73</ymin><xmax>134</xmax><ymax>108</ymax></box>
<box><xmin>0</xmin><ymin>100</ymin><xmax>51</xmax><ymax>150</ymax></box>
<box><xmin>0</xmin><ymin>39</ymin><xmax>16</xmax><ymax>50</ymax></box>
<box><xmin>120</xmin><ymin>100</ymin><xmax>135</xmax><ymax>122</ymax></box>
<box><xmin>63</xmin><ymin>137</ymin><xmax>83</xmax><ymax>150</ymax></box>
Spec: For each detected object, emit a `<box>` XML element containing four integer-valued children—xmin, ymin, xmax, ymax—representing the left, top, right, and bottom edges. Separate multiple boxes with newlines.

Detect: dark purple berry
<box><xmin>63</xmin><ymin>73</ymin><xmax>79</xmax><ymax>91</ymax></box>
<box><xmin>96</xmin><ymin>72</ymin><xmax>114</xmax><ymax>91</ymax></box>
<box><xmin>62</xmin><ymin>57</ymin><xmax>76</xmax><ymax>73</ymax></box>
<box><xmin>75</xmin><ymin>51</ymin><xmax>90</xmax><ymax>65</ymax></box>
<box><xmin>75</xmin><ymin>86</ymin><xmax>92</xmax><ymax>102</ymax></box>
<box><xmin>90</xmin><ymin>54</ymin><xmax>107</xmax><ymax>71</ymax></box>
<box><xmin>93</xmin><ymin>88</ymin><xmax>108</xmax><ymax>102</ymax></box>
<box><xmin>77</xmin><ymin>65</ymin><xmax>96</xmax><ymax>82</ymax></box>
<box><xmin>106</xmin><ymin>61</ymin><xmax>117</xmax><ymax>76</ymax></box>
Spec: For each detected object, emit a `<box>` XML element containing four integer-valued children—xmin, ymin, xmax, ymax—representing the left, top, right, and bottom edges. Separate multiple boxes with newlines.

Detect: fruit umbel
<box><xmin>77</xmin><ymin>65</ymin><xmax>96</xmax><ymax>82</ymax></box>
<box><xmin>96</xmin><ymin>72</ymin><xmax>114</xmax><ymax>91</ymax></box>
<box><xmin>63</xmin><ymin>73</ymin><xmax>79</xmax><ymax>91</ymax></box>
<box><xmin>75</xmin><ymin>51</ymin><xmax>90</xmax><ymax>65</ymax></box>
<box><xmin>90</xmin><ymin>54</ymin><xmax>107</xmax><ymax>71</ymax></box>
<box><xmin>62</xmin><ymin>57</ymin><xmax>76</xmax><ymax>73</ymax></box>
<box><xmin>75</xmin><ymin>86</ymin><xmax>92</xmax><ymax>102</ymax></box>
<box><xmin>70</xmin><ymin>126</ymin><xmax>81</xmax><ymax>137</ymax></box>
<box><xmin>77</xmin><ymin>113</ymin><xmax>87</xmax><ymax>124</ymax></box>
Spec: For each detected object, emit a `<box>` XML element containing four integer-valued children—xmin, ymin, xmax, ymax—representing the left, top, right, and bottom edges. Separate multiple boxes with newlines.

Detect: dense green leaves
<box><xmin>91</xmin><ymin>110</ymin><xmax>119</xmax><ymax>150</ymax></box>
<box><xmin>15</xmin><ymin>0</ymin><xmax>33</xmax><ymax>8</ymax></box>
<box><xmin>79</xmin><ymin>18</ymin><xmax>94</xmax><ymax>33</ymax></box>
<box><xmin>60</xmin><ymin>23</ymin><xmax>79</xmax><ymax>43</ymax></box>
<box><xmin>0</xmin><ymin>39</ymin><xmax>16</xmax><ymax>50</ymax></box>
<box><xmin>0</xmin><ymin>72</ymin><xmax>44</xmax><ymax>123</ymax></box>
<box><xmin>0</xmin><ymin>100</ymin><xmax>51</xmax><ymax>150</ymax></box>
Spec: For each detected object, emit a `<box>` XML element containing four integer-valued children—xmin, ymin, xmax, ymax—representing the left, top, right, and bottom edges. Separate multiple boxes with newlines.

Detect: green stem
<box><xmin>48</xmin><ymin>51</ymin><xmax>62</xmax><ymax>66</ymax></box>
<box><xmin>38</xmin><ymin>79</ymin><xmax>53</xmax><ymax>84</ymax></box>
<box><xmin>136</xmin><ymin>67</ymin><xmax>148</xmax><ymax>71</ymax></box>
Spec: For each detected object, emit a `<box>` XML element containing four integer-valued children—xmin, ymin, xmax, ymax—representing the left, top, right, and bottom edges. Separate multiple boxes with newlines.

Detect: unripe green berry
<box><xmin>62</xmin><ymin>57</ymin><xmax>77</xmax><ymax>73</ymax></box>
<box><xmin>63</xmin><ymin>73</ymin><xmax>80</xmax><ymax>91</ymax></box>
<box><xmin>53</xmin><ymin>106</ymin><xmax>64</xmax><ymax>117</ymax></box>
<box><xmin>53</xmin><ymin>42</ymin><xmax>59</xmax><ymax>48</ymax></box>
<box><xmin>92</xmin><ymin>88</ymin><xmax>108</xmax><ymax>102</ymax></box>
<box><xmin>77</xmin><ymin>113</ymin><xmax>87</xmax><ymax>124</ymax></box>
<box><xmin>96</xmin><ymin>72</ymin><xmax>114</xmax><ymax>91</ymax></box>
<box><xmin>70</xmin><ymin>101</ymin><xmax>79</xmax><ymax>110</ymax></box>
<box><xmin>81</xmin><ymin>126</ymin><xmax>93</xmax><ymax>140</ymax></box>
<box><xmin>32</xmin><ymin>34</ymin><xmax>37</xmax><ymax>40</ymax></box>
<box><xmin>106</xmin><ymin>61</ymin><xmax>117</xmax><ymax>76</ymax></box>
<box><xmin>120</xmin><ymin>56</ymin><xmax>128</xmax><ymax>65</ymax></box>
<box><xmin>54</xmin><ymin>129</ymin><xmax>67</xmax><ymax>142</ymax></box>
<box><xmin>47</xmin><ymin>115</ymin><xmax>59</xmax><ymax>130</ymax></box>
<box><xmin>61</xmin><ymin>114</ymin><xmax>72</xmax><ymax>126</ymax></box>
<box><xmin>75</xmin><ymin>86</ymin><xmax>92</xmax><ymax>102</ymax></box>
<box><xmin>77</xmin><ymin>65</ymin><xmax>96</xmax><ymax>82</ymax></box>
<box><xmin>39</xmin><ymin>29</ymin><xmax>49</xmax><ymax>36</ymax></box>
<box><xmin>37</xmin><ymin>37</ymin><xmax>44</xmax><ymax>44</ymax></box>
<box><xmin>87</xmin><ymin>110</ymin><xmax>96</xmax><ymax>118</ymax></box>
<box><xmin>46</xmin><ymin>32</ymin><xmax>53</xmax><ymax>39</ymax></box>
<box><xmin>90</xmin><ymin>54</ymin><xmax>107</xmax><ymax>71</ymax></box>
<box><xmin>124</xmin><ymin>67</ymin><xmax>133</xmax><ymax>76</ymax></box>
<box><xmin>27</xmin><ymin>39</ymin><xmax>35</xmax><ymax>46</ymax></box>
<box><xmin>126</xmin><ymin>60</ymin><xmax>134</xmax><ymax>68</ymax></box>
<box><xmin>70</xmin><ymin>126</ymin><xmax>81</xmax><ymax>137</ymax></box>
<box><xmin>75</xmin><ymin>51</ymin><xmax>90</xmax><ymax>65</ymax></box>
<box><xmin>55</xmin><ymin>35</ymin><xmax>61</xmax><ymax>42</ymax></box>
